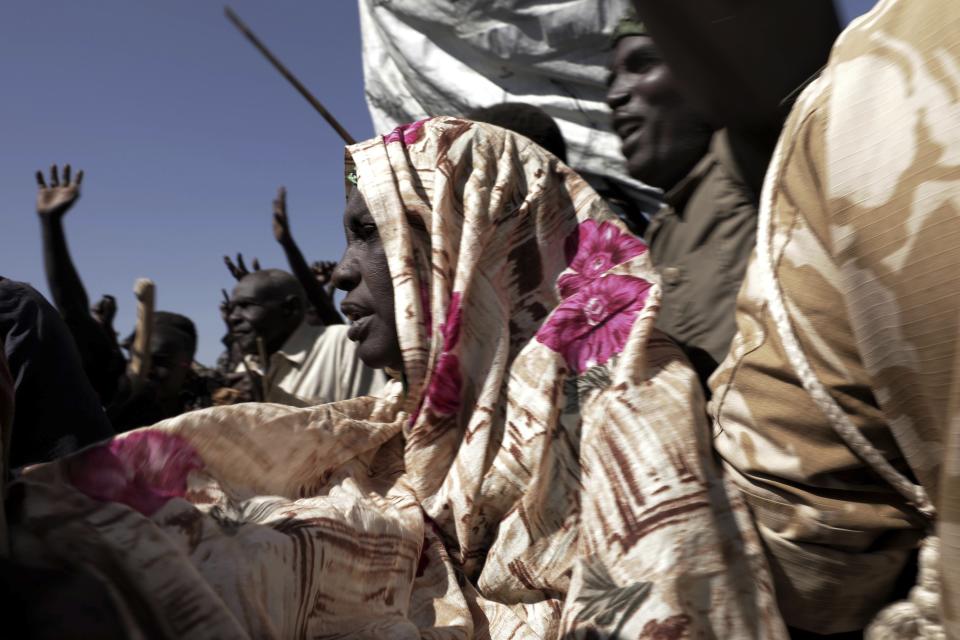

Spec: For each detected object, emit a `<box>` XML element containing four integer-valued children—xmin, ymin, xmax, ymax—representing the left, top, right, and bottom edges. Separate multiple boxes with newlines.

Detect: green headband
<box><xmin>612</xmin><ymin>11</ymin><xmax>647</xmax><ymax>44</ymax></box>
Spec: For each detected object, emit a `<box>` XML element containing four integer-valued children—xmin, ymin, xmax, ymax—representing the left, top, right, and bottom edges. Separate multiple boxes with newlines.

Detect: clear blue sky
<box><xmin>835</xmin><ymin>0</ymin><xmax>878</xmax><ymax>25</ymax></box>
<box><xmin>0</xmin><ymin>1</ymin><xmax>373</xmax><ymax>364</ymax></box>
<box><xmin>0</xmin><ymin>1</ymin><xmax>875</xmax><ymax>366</ymax></box>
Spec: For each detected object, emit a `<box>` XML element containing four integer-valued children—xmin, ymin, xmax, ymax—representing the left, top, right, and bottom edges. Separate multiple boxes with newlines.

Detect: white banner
<box><xmin>358</xmin><ymin>0</ymin><xmax>658</xmax><ymax>206</ymax></box>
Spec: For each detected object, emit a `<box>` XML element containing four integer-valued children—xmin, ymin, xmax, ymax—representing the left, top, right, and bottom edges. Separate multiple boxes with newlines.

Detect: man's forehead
<box><xmin>233</xmin><ymin>275</ymin><xmax>283</xmax><ymax>303</ymax></box>
<box><xmin>149</xmin><ymin>329</ymin><xmax>191</xmax><ymax>355</ymax></box>
<box><xmin>613</xmin><ymin>34</ymin><xmax>658</xmax><ymax>64</ymax></box>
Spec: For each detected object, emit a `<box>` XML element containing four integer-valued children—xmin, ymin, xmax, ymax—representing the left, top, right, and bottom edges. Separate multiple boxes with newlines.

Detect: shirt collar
<box><xmin>663</xmin><ymin>132</ymin><xmax>722</xmax><ymax>212</ymax></box>
<box><xmin>273</xmin><ymin>321</ymin><xmax>318</xmax><ymax>368</ymax></box>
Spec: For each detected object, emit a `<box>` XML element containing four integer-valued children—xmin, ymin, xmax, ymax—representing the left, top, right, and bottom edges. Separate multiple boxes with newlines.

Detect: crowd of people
<box><xmin>2</xmin><ymin>0</ymin><xmax>959</xmax><ymax>637</ymax></box>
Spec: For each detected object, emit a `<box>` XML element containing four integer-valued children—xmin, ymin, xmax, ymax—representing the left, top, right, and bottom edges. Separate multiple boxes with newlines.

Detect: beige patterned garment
<box><xmin>6</xmin><ymin>119</ymin><xmax>785</xmax><ymax>638</ymax></box>
<box><xmin>710</xmin><ymin>0</ymin><xmax>960</xmax><ymax>636</ymax></box>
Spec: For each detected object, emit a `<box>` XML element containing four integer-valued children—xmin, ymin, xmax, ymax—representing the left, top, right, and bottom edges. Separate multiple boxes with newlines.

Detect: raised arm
<box><xmin>36</xmin><ymin>165</ymin><xmax>124</xmax><ymax>402</ymax></box>
<box><xmin>272</xmin><ymin>187</ymin><xmax>343</xmax><ymax>325</ymax></box>
<box><xmin>36</xmin><ymin>164</ymin><xmax>91</xmax><ymax>320</ymax></box>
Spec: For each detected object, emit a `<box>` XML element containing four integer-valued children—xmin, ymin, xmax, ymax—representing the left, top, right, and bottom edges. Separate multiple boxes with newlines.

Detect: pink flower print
<box><xmin>558</xmin><ymin>220</ymin><xmax>647</xmax><ymax>298</ymax></box>
<box><xmin>422</xmin><ymin>292</ymin><xmax>464</xmax><ymax>417</ymax></box>
<box><xmin>438</xmin><ymin>292</ymin><xmax>462</xmax><ymax>352</ymax></box>
<box><xmin>426</xmin><ymin>353</ymin><xmax>463</xmax><ymax>416</ymax></box>
<box><xmin>67</xmin><ymin>431</ymin><xmax>204</xmax><ymax>516</ymax></box>
<box><xmin>536</xmin><ymin>274</ymin><xmax>652</xmax><ymax>373</ymax></box>
<box><xmin>383</xmin><ymin>118</ymin><xmax>429</xmax><ymax>146</ymax></box>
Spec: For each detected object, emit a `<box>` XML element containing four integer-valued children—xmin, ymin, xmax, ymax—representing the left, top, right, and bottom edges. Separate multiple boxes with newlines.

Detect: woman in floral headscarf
<box><xmin>5</xmin><ymin>118</ymin><xmax>787</xmax><ymax>638</ymax></box>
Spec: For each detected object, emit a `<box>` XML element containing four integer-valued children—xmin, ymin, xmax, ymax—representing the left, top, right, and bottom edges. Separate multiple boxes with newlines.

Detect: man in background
<box><xmin>228</xmin><ymin>266</ymin><xmax>385</xmax><ymax>406</ymax></box>
<box><xmin>607</xmin><ymin>14</ymin><xmax>754</xmax><ymax>383</ymax></box>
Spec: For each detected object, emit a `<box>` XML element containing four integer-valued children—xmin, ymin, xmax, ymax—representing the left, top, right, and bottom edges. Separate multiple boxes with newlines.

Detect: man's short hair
<box><xmin>466</xmin><ymin>103</ymin><xmax>568</xmax><ymax>163</ymax></box>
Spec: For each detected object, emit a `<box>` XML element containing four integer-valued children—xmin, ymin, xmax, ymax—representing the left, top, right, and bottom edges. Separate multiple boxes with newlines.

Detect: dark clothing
<box><xmin>579</xmin><ymin>170</ymin><xmax>662</xmax><ymax>237</ymax></box>
<box><xmin>66</xmin><ymin>310</ymin><xmax>125</xmax><ymax>406</ymax></box>
<box><xmin>645</xmin><ymin>130</ymin><xmax>760</xmax><ymax>383</ymax></box>
<box><xmin>0</xmin><ymin>279</ymin><xmax>113</xmax><ymax>467</ymax></box>
<box><xmin>107</xmin><ymin>364</ymin><xmax>224</xmax><ymax>433</ymax></box>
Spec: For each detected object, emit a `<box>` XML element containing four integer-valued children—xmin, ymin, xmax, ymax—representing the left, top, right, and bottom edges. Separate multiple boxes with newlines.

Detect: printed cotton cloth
<box><xmin>6</xmin><ymin>119</ymin><xmax>786</xmax><ymax>638</ymax></box>
<box><xmin>709</xmin><ymin>0</ymin><xmax>960</xmax><ymax>635</ymax></box>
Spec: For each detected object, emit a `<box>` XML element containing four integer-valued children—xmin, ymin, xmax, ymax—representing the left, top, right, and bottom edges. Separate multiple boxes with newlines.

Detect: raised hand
<box><xmin>91</xmin><ymin>294</ymin><xmax>117</xmax><ymax>331</ymax></box>
<box><xmin>271</xmin><ymin>185</ymin><xmax>344</xmax><ymax>325</ymax></box>
<box><xmin>272</xmin><ymin>186</ymin><xmax>292</xmax><ymax>245</ymax></box>
<box><xmin>311</xmin><ymin>260</ymin><xmax>338</xmax><ymax>296</ymax></box>
<box><xmin>311</xmin><ymin>260</ymin><xmax>337</xmax><ymax>285</ymax></box>
<box><xmin>36</xmin><ymin>164</ymin><xmax>84</xmax><ymax>218</ymax></box>
<box><xmin>223</xmin><ymin>253</ymin><xmax>261</xmax><ymax>281</ymax></box>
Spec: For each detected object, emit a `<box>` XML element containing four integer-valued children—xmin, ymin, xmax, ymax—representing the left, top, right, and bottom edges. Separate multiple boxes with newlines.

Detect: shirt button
<box><xmin>662</xmin><ymin>267</ymin><xmax>682</xmax><ymax>286</ymax></box>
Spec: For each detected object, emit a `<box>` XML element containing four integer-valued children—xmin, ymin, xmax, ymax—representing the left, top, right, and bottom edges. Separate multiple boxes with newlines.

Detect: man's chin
<box><xmin>625</xmin><ymin>155</ymin><xmax>658</xmax><ymax>187</ymax></box>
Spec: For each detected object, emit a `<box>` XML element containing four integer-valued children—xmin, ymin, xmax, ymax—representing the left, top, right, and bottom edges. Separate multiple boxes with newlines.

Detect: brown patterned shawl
<box><xmin>5</xmin><ymin>118</ymin><xmax>786</xmax><ymax>638</ymax></box>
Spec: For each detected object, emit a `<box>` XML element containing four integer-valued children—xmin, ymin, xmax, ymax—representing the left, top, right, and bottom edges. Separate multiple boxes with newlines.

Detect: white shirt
<box><xmin>244</xmin><ymin>322</ymin><xmax>386</xmax><ymax>406</ymax></box>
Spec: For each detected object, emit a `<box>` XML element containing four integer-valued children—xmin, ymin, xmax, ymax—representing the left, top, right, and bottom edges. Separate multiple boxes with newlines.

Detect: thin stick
<box><xmin>256</xmin><ymin>336</ymin><xmax>270</xmax><ymax>400</ymax></box>
<box><xmin>224</xmin><ymin>6</ymin><xmax>356</xmax><ymax>145</ymax></box>
<box><xmin>239</xmin><ymin>357</ymin><xmax>264</xmax><ymax>402</ymax></box>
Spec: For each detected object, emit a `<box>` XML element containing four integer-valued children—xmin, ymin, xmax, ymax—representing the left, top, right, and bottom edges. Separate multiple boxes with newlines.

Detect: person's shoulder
<box><xmin>319</xmin><ymin>324</ymin><xmax>350</xmax><ymax>338</ymax></box>
<box><xmin>0</xmin><ymin>279</ymin><xmax>49</xmax><ymax>312</ymax></box>
<box><xmin>0</xmin><ymin>278</ymin><xmax>37</xmax><ymax>297</ymax></box>
<box><xmin>312</xmin><ymin>323</ymin><xmax>351</xmax><ymax>347</ymax></box>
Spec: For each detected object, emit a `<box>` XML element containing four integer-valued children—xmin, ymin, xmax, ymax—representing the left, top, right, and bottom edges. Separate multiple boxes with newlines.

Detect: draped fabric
<box><xmin>6</xmin><ymin>119</ymin><xmax>786</xmax><ymax>638</ymax></box>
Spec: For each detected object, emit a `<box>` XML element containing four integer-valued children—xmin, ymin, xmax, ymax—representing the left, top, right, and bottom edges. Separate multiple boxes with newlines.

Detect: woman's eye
<box><xmin>359</xmin><ymin>223</ymin><xmax>379</xmax><ymax>240</ymax></box>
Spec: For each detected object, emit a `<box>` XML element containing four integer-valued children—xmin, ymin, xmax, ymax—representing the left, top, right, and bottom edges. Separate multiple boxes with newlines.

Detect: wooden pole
<box><xmin>129</xmin><ymin>278</ymin><xmax>156</xmax><ymax>391</ymax></box>
<box><xmin>224</xmin><ymin>6</ymin><xmax>357</xmax><ymax>145</ymax></box>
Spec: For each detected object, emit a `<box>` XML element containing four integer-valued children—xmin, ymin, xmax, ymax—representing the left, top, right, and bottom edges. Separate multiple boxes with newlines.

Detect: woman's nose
<box><xmin>332</xmin><ymin>252</ymin><xmax>360</xmax><ymax>292</ymax></box>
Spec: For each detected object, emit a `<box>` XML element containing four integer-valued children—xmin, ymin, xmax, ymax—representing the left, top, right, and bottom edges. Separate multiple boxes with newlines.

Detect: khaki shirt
<box><xmin>645</xmin><ymin>130</ymin><xmax>759</xmax><ymax>381</ymax></box>
<box><xmin>710</xmin><ymin>0</ymin><xmax>960</xmax><ymax>633</ymax></box>
<box><xmin>246</xmin><ymin>323</ymin><xmax>386</xmax><ymax>407</ymax></box>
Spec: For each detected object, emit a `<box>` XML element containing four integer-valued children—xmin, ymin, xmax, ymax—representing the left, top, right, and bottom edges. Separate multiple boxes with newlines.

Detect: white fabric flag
<box><xmin>358</xmin><ymin>0</ymin><xmax>660</xmax><ymax>213</ymax></box>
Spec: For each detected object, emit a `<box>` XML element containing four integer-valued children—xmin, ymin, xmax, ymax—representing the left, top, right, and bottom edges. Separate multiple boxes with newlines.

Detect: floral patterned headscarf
<box><xmin>350</xmin><ymin>115</ymin><xmax>658</xmax><ymax>496</ymax></box>
<box><xmin>345</xmin><ymin>118</ymin><xmax>784</xmax><ymax>637</ymax></box>
<box><xmin>351</xmin><ymin>115</ymin><xmax>665</xmax><ymax>574</ymax></box>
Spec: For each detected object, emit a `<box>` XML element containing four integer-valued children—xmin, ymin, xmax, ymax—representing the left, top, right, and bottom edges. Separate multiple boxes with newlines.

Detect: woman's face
<box><xmin>333</xmin><ymin>188</ymin><xmax>403</xmax><ymax>371</ymax></box>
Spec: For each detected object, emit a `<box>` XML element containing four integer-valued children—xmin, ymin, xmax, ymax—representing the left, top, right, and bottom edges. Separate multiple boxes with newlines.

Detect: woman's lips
<box><xmin>347</xmin><ymin>315</ymin><xmax>372</xmax><ymax>342</ymax></box>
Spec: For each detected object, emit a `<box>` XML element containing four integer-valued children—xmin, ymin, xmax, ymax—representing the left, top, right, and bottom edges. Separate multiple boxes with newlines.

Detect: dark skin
<box><xmin>228</xmin><ymin>270</ymin><xmax>306</xmax><ymax>357</ymax></box>
<box><xmin>108</xmin><ymin>326</ymin><xmax>195</xmax><ymax>431</ymax></box>
<box><xmin>223</xmin><ymin>253</ymin><xmax>260</xmax><ymax>281</ymax></box>
<box><xmin>333</xmin><ymin>189</ymin><xmax>402</xmax><ymax>371</ymax></box>
<box><xmin>628</xmin><ymin>0</ymin><xmax>840</xmax><ymax>193</ymax></box>
<box><xmin>629</xmin><ymin>0</ymin><xmax>840</xmax><ymax>132</ymax></box>
<box><xmin>272</xmin><ymin>186</ymin><xmax>344</xmax><ymax>325</ymax></box>
<box><xmin>36</xmin><ymin>164</ymin><xmax>125</xmax><ymax>403</ymax></box>
<box><xmin>145</xmin><ymin>329</ymin><xmax>193</xmax><ymax>410</ymax></box>
<box><xmin>606</xmin><ymin>35</ymin><xmax>713</xmax><ymax>190</ymax></box>
<box><xmin>215</xmin><ymin>290</ymin><xmax>259</xmax><ymax>401</ymax></box>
